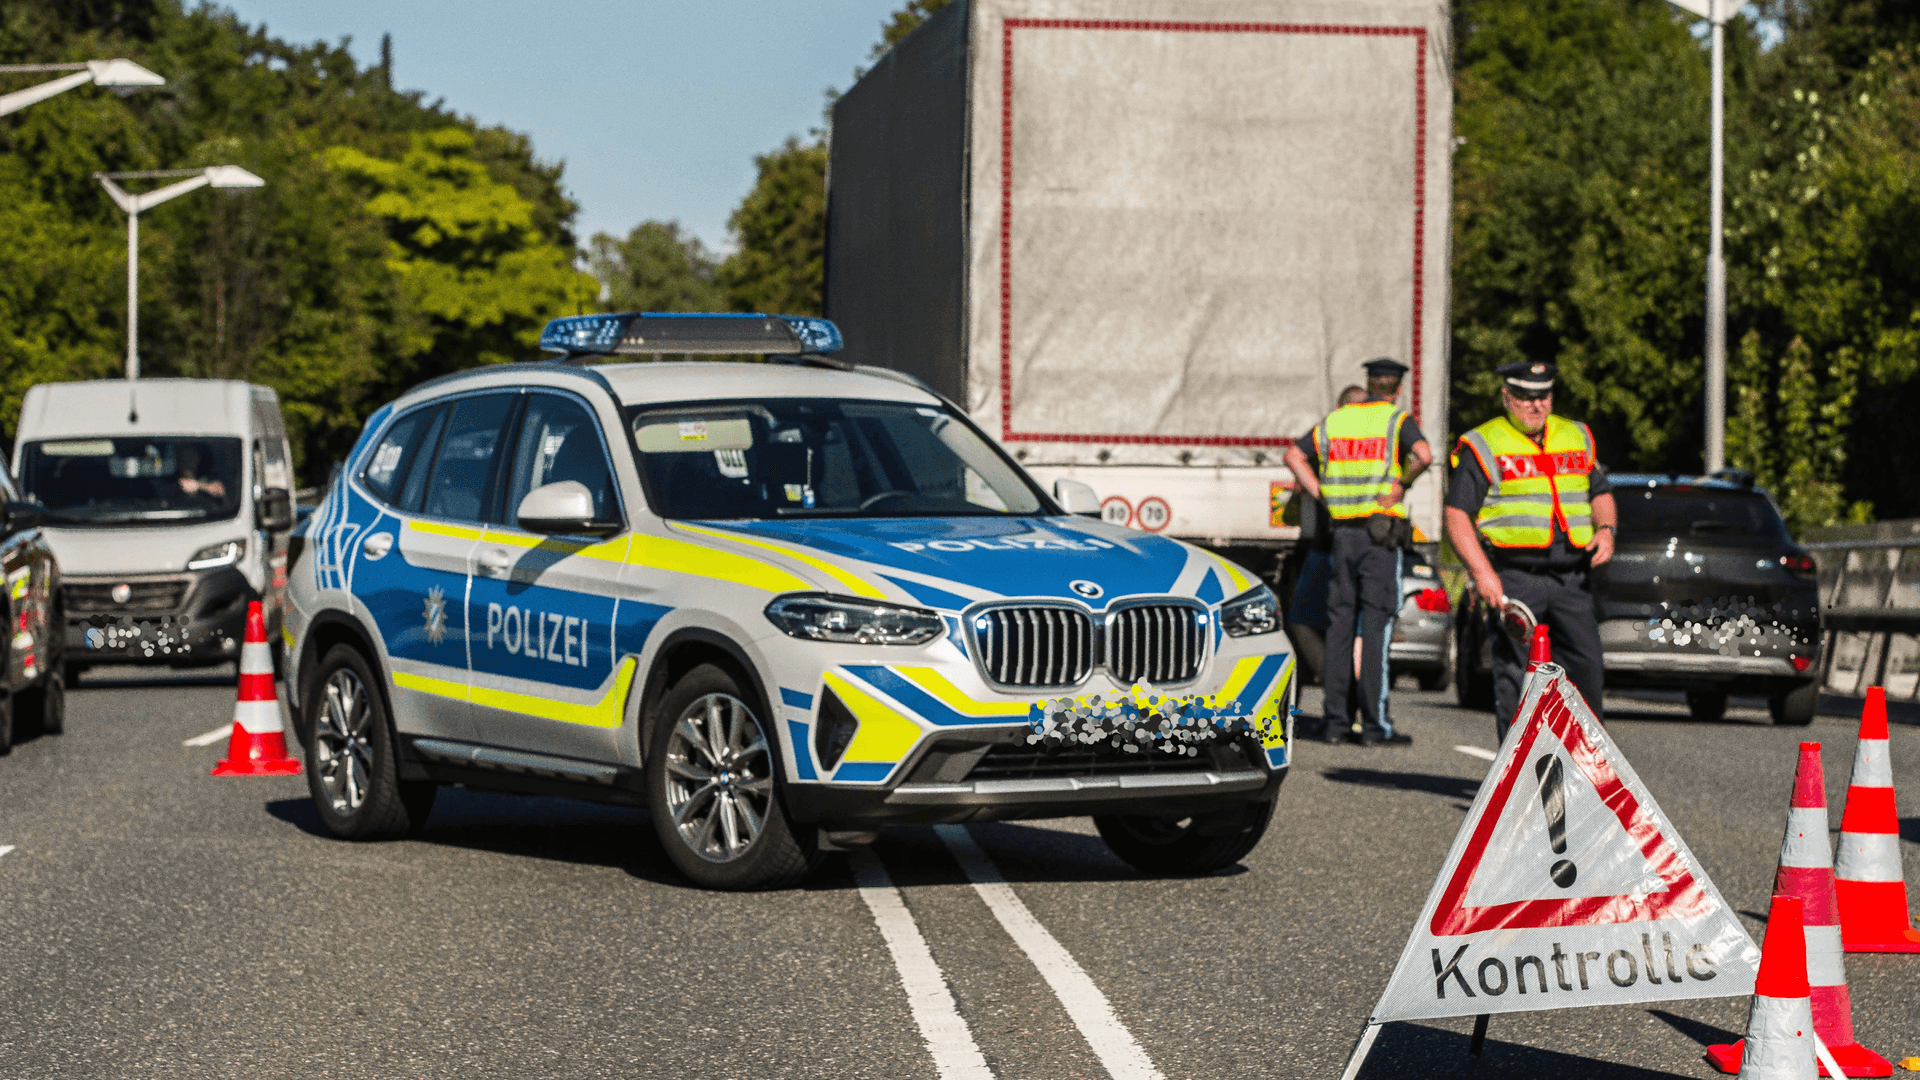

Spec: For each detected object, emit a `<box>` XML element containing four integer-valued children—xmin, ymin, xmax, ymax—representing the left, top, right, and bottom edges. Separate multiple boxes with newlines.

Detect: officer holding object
<box><xmin>1443</xmin><ymin>360</ymin><xmax>1617</xmax><ymax>739</ymax></box>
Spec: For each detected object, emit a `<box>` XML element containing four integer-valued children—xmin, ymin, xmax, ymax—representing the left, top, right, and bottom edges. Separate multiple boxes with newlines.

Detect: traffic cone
<box><xmin>1710</xmin><ymin>895</ymin><xmax>1818</xmax><ymax>1080</ymax></box>
<box><xmin>211</xmin><ymin>601</ymin><xmax>300</xmax><ymax>777</ymax></box>
<box><xmin>1527</xmin><ymin>624</ymin><xmax>1552</xmax><ymax>671</ymax></box>
<box><xmin>1708</xmin><ymin>745</ymin><xmax>1891</xmax><ymax>1077</ymax></box>
<box><xmin>1835</xmin><ymin>687</ymin><xmax>1920</xmax><ymax>953</ymax></box>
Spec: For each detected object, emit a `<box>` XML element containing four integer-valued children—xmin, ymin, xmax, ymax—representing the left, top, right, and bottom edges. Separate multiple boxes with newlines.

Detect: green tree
<box><xmin>1450</xmin><ymin>0</ymin><xmax>1760</xmax><ymax>474</ymax></box>
<box><xmin>326</xmin><ymin>127</ymin><xmax>595</xmax><ymax>374</ymax></box>
<box><xmin>716</xmin><ymin>137</ymin><xmax>828</xmax><ymax>315</ymax></box>
<box><xmin>589</xmin><ymin>220</ymin><xmax>724</xmax><ymax>312</ymax></box>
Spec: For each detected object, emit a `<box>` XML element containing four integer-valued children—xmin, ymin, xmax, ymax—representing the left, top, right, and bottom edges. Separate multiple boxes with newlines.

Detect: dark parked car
<box><xmin>1455</xmin><ymin>472</ymin><xmax>1821</xmax><ymax>723</ymax></box>
<box><xmin>0</xmin><ymin>463</ymin><xmax>66</xmax><ymax>753</ymax></box>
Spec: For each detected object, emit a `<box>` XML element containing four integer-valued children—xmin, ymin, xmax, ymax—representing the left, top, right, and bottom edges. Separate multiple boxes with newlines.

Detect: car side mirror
<box><xmin>2</xmin><ymin>500</ymin><xmax>45</xmax><ymax>533</ymax></box>
<box><xmin>517</xmin><ymin>481</ymin><xmax>621</xmax><ymax>537</ymax></box>
<box><xmin>1052</xmin><ymin>478</ymin><xmax>1101</xmax><ymax>517</ymax></box>
<box><xmin>256</xmin><ymin>488</ymin><xmax>293</xmax><ymax>531</ymax></box>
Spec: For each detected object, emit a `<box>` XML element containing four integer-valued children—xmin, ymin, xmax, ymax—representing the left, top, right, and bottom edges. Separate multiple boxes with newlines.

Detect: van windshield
<box><xmin>19</xmin><ymin>438</ymin><xmax>245</xmax><ymax>526</ymax></box>
<box><xmin>629</xmin><ymin>398</ymin><xmax>1046</xmax><ymax>519</ymax></box>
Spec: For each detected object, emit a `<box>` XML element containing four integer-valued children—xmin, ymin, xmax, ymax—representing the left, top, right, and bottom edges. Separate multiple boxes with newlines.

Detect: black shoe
<box><xmin>1317</xmin><ymin>728</ymin><xmax>1353</xmax><ymax>744</ymax></box>
<box><xmin>1361</xmin><ymin>732</ymin><xmax>1413</xmax><ymax>747</ymax></box>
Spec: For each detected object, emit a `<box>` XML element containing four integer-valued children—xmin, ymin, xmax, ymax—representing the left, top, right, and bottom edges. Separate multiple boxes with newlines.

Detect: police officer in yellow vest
<box><xmin>1284</xmin><ymin>358</ymin><xmax>1433</xmax><ymax>745</ymax></box>
<box><xmin>1443</xmin><ymin>360</ymin><xmax>1619</xmax><ymax>738</ymax></box>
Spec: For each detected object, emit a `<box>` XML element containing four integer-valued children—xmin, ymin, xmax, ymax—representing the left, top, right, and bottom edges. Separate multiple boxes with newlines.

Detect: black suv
<box><xmin>1456</xmin><ymin>473</ymin><xmax>1821</xmax><ymax>723</ymax></box>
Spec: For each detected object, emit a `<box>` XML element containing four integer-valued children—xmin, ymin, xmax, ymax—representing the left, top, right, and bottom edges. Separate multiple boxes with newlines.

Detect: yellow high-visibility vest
<box><xmin>1455</xmin><ymin>415</ymin><xmax>1595</xmax><ymax>548</ymax></box>
<box><xmin>1312</xmin><ymin>401</ymin><xmax>1408</xmax><ymax>520</ymax></box>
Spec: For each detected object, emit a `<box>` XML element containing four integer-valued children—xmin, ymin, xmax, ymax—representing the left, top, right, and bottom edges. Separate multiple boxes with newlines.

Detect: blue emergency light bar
<box><xmin>538</xmin><ymin>312</ymin><xmax>843</xmax><ymax>357</ymax></box>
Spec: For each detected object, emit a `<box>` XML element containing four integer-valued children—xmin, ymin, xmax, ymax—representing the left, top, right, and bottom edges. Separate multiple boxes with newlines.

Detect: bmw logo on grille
<box><xmin>1069</xmin><ymin>580</ymin><xmax>1103</xmax><ymax>599</ymax></box>
<box><xmin>111</xmin><ymin>583</ymin><xmax>132</xmax><ymax>604</ymax></box>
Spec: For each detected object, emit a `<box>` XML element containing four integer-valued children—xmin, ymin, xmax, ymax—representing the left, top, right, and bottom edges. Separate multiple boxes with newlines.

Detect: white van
<box><xmin>11</xmin><ymin>380</ymin><xmax>295</xmax><ymax>681</ymax></box>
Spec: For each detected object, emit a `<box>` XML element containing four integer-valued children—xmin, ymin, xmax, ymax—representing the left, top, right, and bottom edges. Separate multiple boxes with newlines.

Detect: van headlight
<box><xmin>187</xmin><ymin>538</ymin><xmax>247</xmax><ymax>570</ymax></box>
<box><xmin>765</xmin><ymin>594</ymin><xmax>945</xmax><ymax>645</ymax></box>
<box><xmin>1221</xmin><ymin>583</ymin><xmax>1279</xmax><ymax>637</ymax></box>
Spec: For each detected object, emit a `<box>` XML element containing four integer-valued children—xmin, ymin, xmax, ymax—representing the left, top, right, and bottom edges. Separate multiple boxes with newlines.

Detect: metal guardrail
<box><xmin>1806</xmin><ymin>522</ymin><xmax>1920</xmax><ymax>699</ymax></box>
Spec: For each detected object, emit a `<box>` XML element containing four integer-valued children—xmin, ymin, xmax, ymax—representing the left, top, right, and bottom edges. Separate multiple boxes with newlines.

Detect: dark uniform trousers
<box><xmin>1491</xmin><ymin>565</ymin><xmax>1606</xmax><ymax>740</ymax></box>
<box><xmin>1321</xmin><ymin>526</ymin><xmax>1403</xmax><ymax>740</ymax></box>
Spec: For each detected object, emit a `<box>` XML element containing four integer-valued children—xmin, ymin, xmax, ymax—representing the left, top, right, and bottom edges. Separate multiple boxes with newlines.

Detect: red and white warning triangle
<box><xmin>1365</xmin><ymin>664</ymin><xmax>1758</xmax><ymax>1025</ymax></box>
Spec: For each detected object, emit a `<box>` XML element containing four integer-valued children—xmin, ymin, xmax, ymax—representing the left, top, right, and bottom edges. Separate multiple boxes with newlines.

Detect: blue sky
<box><xmin>220</xmin><ymin>0</ymin><xmax>907</xmax><ymax>252</ymax></box>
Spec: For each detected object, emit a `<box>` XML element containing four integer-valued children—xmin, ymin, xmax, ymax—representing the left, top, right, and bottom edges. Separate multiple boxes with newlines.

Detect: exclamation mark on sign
<box><xmin>1535</xmin><ymin>754</ymin><xmax>1578</xmax><ymax>888</ymax></box>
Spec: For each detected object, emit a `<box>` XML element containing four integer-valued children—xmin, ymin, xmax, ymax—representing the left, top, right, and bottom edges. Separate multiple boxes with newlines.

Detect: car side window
<box><xmin>396</xmin><ymin>407</ymin><xmax>449</xmax><ymax>512</ymax></box>
<box><xmin>421</xmin><ymin>394</ymin><xmax>517</xmax><ymax>523</ymax></box>
<box><xmin>503</xmin><ymin>393</ymin><xmax>619</xmax><ymax>526</ymax></box>
<box><xmin>361</xmin><ymin>408</ymin><xmax>434</xmax><ymax>505</ymax></box>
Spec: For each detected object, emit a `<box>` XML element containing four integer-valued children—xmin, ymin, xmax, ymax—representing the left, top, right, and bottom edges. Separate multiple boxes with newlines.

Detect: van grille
<box><xmin>974</xmin><ymin>606</ymin><xmax>1094</xmax><ymax>689</ymax></box>
<box><xmin>66</xmin><ymin>578</ymin><xmax>190</xmax><ymax>615</ymax></box>
<box><xmin>1106</xmin><ymin>603</ymin><xmax>1208</xmax><ymax>686</ymax></box>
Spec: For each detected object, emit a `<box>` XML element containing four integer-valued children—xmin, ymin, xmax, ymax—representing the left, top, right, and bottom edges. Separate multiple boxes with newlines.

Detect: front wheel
<box><xmin>1094</xmin><ymin>798</ymin><xmax>1275</xmax><ymax>875</ymax></box>
<box><xmin>20</xmin><ymin>673</ymin><xmax>64</xmax><ymax>736</ymax></box>
<box><xmin>646</xmin><ymin>664</ymin><xmax>817</xmax><ymax>890</ymax></box>
<box><xmin>1769</xmin><ymin>680</ymin><xmax>1818</xmax><ymax>726</ymax></box>
<box><xmin>303</xmin><ymin>645</ymin><xmax>435</xmax><ymax>839</ymax></box>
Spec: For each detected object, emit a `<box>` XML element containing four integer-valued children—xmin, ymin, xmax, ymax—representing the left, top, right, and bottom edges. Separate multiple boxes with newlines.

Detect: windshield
<box><xmin>20</xmin><ymin>437</ymin><xmax>244</xmax><ymax>527</ymax></box>
<box><xmin>1614</xmin><ymin>486</ymin><xmax>1791</xmax><ymax>543</ymax></box>
<box><xmin>629</xmin><ymin>398</ymin><xmax>1045</xmax><ymax>519</ymax></box>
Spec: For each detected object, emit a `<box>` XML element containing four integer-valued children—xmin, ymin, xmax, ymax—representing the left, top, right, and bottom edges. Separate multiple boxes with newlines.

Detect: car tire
<box><xmin>1769</xmin><ymin>680</ymin><xmax>1818</xmax><ymax>726</ymax></box>
<box><xmin>1454</xmin><ymin>617</ymin><xmax>1494</xmax><ymax>710</ymax></box>
<box><xmin>646</xmin><ymin>664</ymin><xmax>818</xmax><ymax>890</ymax></box>
<box><xmin>1094</xmin><ymin>797</ymin><xmax>1275</xmax><ymax>875</ymax></box>
<box><xmin>20</xmin><ymin>673</ymin><xmax>64</xmax><ymax>736</ymax></box>
<box><xmin>303</xmin><ymin>645</ymin><xmax>435</xmax><ymax>840</ymax></box>
<box><xmin>0</xmin><ymin>688</ymin><xmax>13</xmax><ymax>755</ymax></box>
<box><xmin>1685</xmin><ymin>688</ymin><xmax>1728</xmax><ymax>722</ymax></box>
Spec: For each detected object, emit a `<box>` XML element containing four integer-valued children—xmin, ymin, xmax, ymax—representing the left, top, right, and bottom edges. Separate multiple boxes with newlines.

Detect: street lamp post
<box><xmin>1663</xmin><ymin>0</ymin><xmax>1746</xmax><ymax>474</ymax></box>
<box><xmin>95</xmin><ymin>167</ymin><xmax>268</xmax><ymax>380</ymax></box>
<box><xmin>0</xmin><ymin>59</ymin><xmax>165</xmax><ymax>117</ymax></box>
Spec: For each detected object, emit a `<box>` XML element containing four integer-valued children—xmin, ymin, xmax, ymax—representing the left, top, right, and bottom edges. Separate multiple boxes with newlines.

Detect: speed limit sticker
<box><xmin>1100</xmin><ymin>496</ymin><xmax>1133</xmax><ymax>527</ymax></box>
<box><xmin>1135</xmin><ymin>496</ymin><xmax>1171</xmax><ymax>532</ymax></box>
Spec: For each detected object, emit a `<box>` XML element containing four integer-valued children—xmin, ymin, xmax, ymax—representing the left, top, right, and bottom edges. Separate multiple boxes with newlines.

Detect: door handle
<box><xmin>478</xmin><ymin>547</ymin><xmax>513</xmax><ymax>578</ymax></box>
<box><xmin>361</xmin><ymin>532</ymin><xmax>393</xmax><ymax>560</ymax></box>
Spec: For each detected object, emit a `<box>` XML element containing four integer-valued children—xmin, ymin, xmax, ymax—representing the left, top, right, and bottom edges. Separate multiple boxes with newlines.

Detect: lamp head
<box><xmin>85</xmin><ymin>59</ymin><xmax>166</xmax><ymax>90</ymax></box>
<box><xmin>204</xmin><ymin>165</ymin><xmax>266</xmax><ymax>189</ymax></box>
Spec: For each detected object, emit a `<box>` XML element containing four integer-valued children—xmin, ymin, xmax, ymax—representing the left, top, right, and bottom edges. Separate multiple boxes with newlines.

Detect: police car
<box><xmin>284</xmin><ymin>313</ymin><xmax>1294</xmax><ymax>889</ymax></box>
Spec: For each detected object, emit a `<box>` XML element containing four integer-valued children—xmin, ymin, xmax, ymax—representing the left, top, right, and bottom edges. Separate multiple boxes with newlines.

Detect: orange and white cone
<box><xmin>1836</xmin><ymin>687</ymin><xmax>1920</xmax><ymax>953</ymax></box>
<box><xmin>211</xmin><ymin>601</ymin><xmax>300</xmax><ymax>777</ymax></box>
<box><xmin>1711</xmin><ymin>895</ymin><xmax>1818</xmax><ymax>1079</ymax></box>
<box><xmin>1709</xmin><ymin>745</ymin><xmax>1890</xmax><ymax>1077</ymax></box>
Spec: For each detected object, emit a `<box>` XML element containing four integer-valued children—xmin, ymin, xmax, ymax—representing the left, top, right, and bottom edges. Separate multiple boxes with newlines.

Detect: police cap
<box><xmin>1363</xmin><ymin>357</ymin><xmax>1409</xmax><ymax>379</ymax></box>
<box><xmin>1497</xmin><ymin>360</ymin><xmax>1556</xmax><ymax>399</ymax></box>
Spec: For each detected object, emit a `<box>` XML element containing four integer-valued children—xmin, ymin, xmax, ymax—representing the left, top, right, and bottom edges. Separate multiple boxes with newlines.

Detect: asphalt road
<box><xmin>1</xmin><ymin>667</ymin><xmax>1916</xmax><ymax>1079</ymax></box>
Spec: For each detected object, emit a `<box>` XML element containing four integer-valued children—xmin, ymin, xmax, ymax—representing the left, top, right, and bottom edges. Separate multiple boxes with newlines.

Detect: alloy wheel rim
<box><xmin>315</xmin><ymin>668</ymin><xmax>374</xmax><ymax>814</ymax></box>
<box><xmin>664</xmin><ymin>692</ymin><xmax>773</xmax><ymax>863</ymax></box>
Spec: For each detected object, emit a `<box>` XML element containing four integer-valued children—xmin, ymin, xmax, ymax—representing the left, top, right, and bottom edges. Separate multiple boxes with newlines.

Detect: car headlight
<box><xmin>187</xmin><ymin>538</ymin><xmax>246</xmax><ymax>570</ymax></box>
<box><xmin>765</xmin><ymin>593</ymin><xmax>945</xmax><ymax>645</ymax></box>
<box><xmin>1221</xmin><ymin>583</ymin><xmax>1279</xmax><ymax>637</ymax></box>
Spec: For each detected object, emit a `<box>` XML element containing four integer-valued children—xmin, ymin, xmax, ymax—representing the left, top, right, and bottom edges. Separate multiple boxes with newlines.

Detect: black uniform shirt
<box><xmin>1446</xmin><ymin>421</ymin><xmax>1611</xmax><ymax>571</ymax></box>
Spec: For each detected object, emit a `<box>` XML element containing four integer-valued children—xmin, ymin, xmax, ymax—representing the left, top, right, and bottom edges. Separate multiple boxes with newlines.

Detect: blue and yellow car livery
<box><xmin>283</xmin><ymin>313</ymin><xmax>1291</xmax><ymax>886</ymax></box>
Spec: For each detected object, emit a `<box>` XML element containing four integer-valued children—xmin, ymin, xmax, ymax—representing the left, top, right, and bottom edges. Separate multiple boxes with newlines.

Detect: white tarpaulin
<box><xmin>1341</xmin><ymin>664</ymin><xmax>1759</xmax><ymax>1077</ymax></box>
<box><xmin>965</xmin><ymin>1</ymin><xmax>1453</xmax><ymax>480</ymax></box>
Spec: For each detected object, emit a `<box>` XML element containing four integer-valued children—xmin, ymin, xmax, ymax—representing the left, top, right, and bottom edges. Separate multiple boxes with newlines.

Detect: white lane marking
<box><xmin>1454</xmin><ymin>744</ymin><xmax>1497</xmax><ymax>762</ymax></box>
<box><xmin>184</xmin><ymin>725</ymin><xmax>232</xmax><ymax>747</ymax></box>
<box><xmin>0</xmin><ymin>845</ymin><xmax>14</xmax><ymax>858</ymax></box>
<box><xmin>849</xmin><ymin>850</ymin><xmax>994</xmax><ymax>1080</ymax></box>
<box><xmin>935</xmin><ymin>824</ymin><xmax>1165</xmax><ymax>1080</ymax></box>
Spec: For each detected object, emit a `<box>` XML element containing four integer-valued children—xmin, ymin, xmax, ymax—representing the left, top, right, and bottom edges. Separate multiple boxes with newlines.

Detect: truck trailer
<box><xmin>825</xmin><ymin>0</ymin><xmax>1454</xmax><ymax>574</ymax></box>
